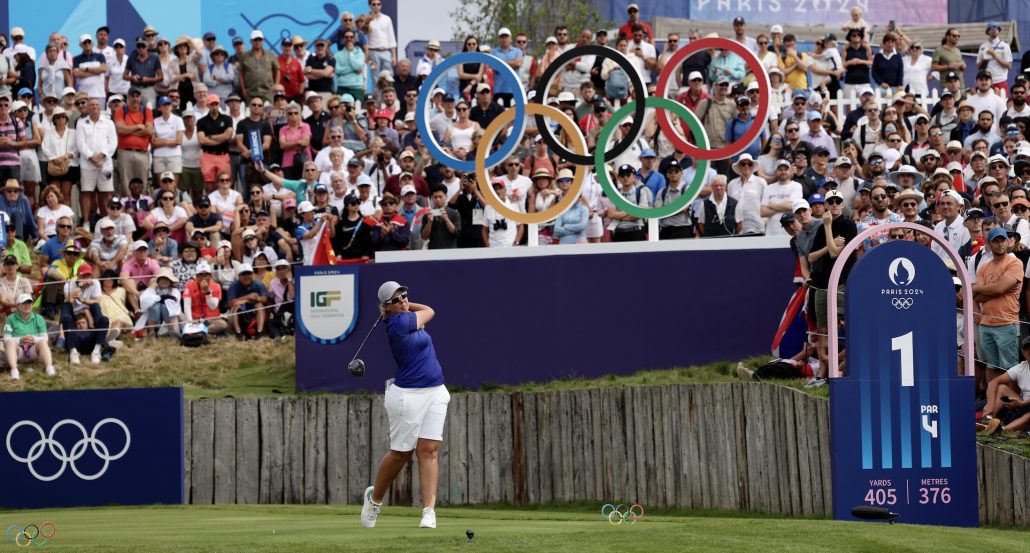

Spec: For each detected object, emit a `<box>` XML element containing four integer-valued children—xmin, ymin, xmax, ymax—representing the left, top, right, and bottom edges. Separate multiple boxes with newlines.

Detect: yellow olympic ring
<box><xmin>476</xmin><ymin>103</ymin><xmax>587</xmax><ymax>226</ymax></box>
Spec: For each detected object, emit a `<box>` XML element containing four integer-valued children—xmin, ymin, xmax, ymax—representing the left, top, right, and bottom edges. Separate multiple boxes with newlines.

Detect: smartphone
<box><xmin>1002</xmin><ymin>396</ymin><xmax>1012</xmax><ymax>402</ymax></box>
<box><xmin>888</xmin><ymin>20</ymin><xmax>896</xmax><ymax>32</ymax></box>
<box><xmin>432</xmin><ymin>208</ymin><xmax>442</xmax><ymax>216</ymax></box>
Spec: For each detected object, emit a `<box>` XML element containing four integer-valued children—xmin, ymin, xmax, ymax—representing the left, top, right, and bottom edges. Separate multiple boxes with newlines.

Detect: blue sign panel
<box><xmin>831</xmin><ymin>240</ymin><xmax>978</xmax><ymax>527</ymax></box>
<box><xmin>295</xmin><ymin>264</ymin><xmax>359</xmax><ymax>346</ymax></box>
<box><xmin>0</xmin><ymin>387</ymin><xmax>184</xmax><ymax>509</ymax></box>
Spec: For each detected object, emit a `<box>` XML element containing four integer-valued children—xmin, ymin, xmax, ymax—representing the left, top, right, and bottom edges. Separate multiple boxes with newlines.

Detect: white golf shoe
<box><xmin>419</xmin><ymin>507</ymin><xmax>437</xmax><ymax>529</ymax></box>
<box><xmin>360</xmin><ymin>486</ymin><xmax>380</xmax><ymax>528</ymax></box>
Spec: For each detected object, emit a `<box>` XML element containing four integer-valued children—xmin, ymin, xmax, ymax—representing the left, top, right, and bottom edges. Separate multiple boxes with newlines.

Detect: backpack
<box><xmin>606</xmin><ymin>67</ymin><xmax>629</xmax><ymax>99</ymax></box>
<box><xmin>180</xmin><ymin>322</ymin><xmax>209</xmax><ymax>347</ymax></box>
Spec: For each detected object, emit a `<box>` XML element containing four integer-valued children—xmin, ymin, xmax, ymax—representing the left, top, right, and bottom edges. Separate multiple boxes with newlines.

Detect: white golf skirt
<box><xmin>384</xmin><ymin>378</ymin><xmax>450</xmax><ymax>452</ymax></box>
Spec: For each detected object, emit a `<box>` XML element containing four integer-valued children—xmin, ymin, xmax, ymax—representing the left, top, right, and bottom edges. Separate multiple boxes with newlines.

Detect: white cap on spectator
<box><xmin>687</xmin><ymin>71</ymin><xmax>703</xmax><ymax>82</ymax></box>
<box><xmin>946</xmin><ymin>140</ymin><xmax>963</xmax><ymax>150</ymax></box>
<box><xmin>98</xmin><ymin>219</ymin><xmax>116</xmax><ymax>230</ymax></box>
<box><xmin>432</xmin><ymin>87</ymin><xmax>446</xmax><ymax>97</ymax></box>
<box><xmin>108</xmin><ymin>94</ymin><xmax>124</xmax><ymax>104</ymax></box>
<box><xmin>8</xmin><ymin>100</ymin><xmax>25</xmax><ymax>113</ymax></box>
<box><xmin>825</xmin><ymin>190</ymin><xmax>845</xmax><ymax>201</ymax></box>
<box><xmin>237</xmin><ymin>263</ymin><xmax>254</xmax><ymax>274</ymax></box>
<box><xmin>79</xmin><ymin>34</ymin><xmax>93</xmax><ymax>44</ymax></box>
<box><xmin>404</xmin><ymin>111</ymin><xmax>415</xmax><ymax>122</ymax></box>
<box><xmin>746</xmin><ymin>81</ymin><xmax>759</xmax><ymax>91</ymax></box>
<box><xmin>556</xmin><ymin>91</ymin><xmax>575</xmax><ymax>103</ymax></box>
<box><xmin>775</xmin><ymin>158</ymin><xmax>791</xmax><ymax>168</ymax></box>
<box><xmin>427</xmin><ymin>39</ymin><xmax>441</xmax><ymax>49</ymax></box>
<box><xmin>274</xmin><ymin>259</ymin><xmax>290</xmax><ymax>269</ymax></box>
<box><xmin>883</xmin><ymin>148</ymin><xmax>901</xmax><ymax>168</ymax></box>
<box><xmin>242</xmin><ymin>228</ymin><xmax>257</xmax><ymax>239</ymax></box>
<box><xmin>113</xmin><ymin>38</ymin><xmax>126</xmax><ymax>47</ymax></box>
<box><xmin>498</xmin><ymin>27</ymin><xmax>512</xmax><ymax>37</ymax></box>
<box><xmin>834</xmin><ymin>156</ymin><xmax>853</xmax><ymax>168</ymax></box>
<box><xmin>250</xmin><ymin>30</ymin><xmax>264</xmax><ymax>40</ymax></box>
<box><xmin>989</xmin><ymin>154</ymin><xmax>1010</xmax><ymax>167</ymax></box>
<box><xmin>947</xmin><ymin>161</ymin><xmax>963</xmax><ymax>172</ymax></box>
<box><xmin>732</xmin><ymin>153</ymin><xmax>756</xmax><ymax>173</ymax></box>
<box><xmin>770</xmin><ymin>24</ymin><xmax>783</xmax><ymax>34</ymax></box>
<box><xmin>62</xmin><ymin>86</ymin><xmax>76</xmax><ymax>97</ymax></box>
<box><xmin>160</xmin><ymin>171</ymin><xmax>174</xmax><ymax>181</ymax></box>
<box><xmin>217</xmin><ymin>240</ymin><xmax>232</xmax><ymax>250</ymax></box>
<box><xmin>971</xmin><ymin>150</ymin><xmax>988</xmax><ymax>161</ymax></box>
<box><xmin>792</xmin><ymin>199</ymin><xmax>810</xmax><ymax>212</ymax></box>
<box><xmin>378</xmin><ymin>70</ymin><xmax>394</xmax><ymax>82</ymax></box>
<box><xmin>941</xmin><ymin>189</ymin><xmax>963</xmax><ymax>203</ymax></box>
<box><xmin>545</xmin><ymin>36</ymin><xmax>557</xmax><ymax>44</ymax></box>
<box><xmin>297</xmin><ymin>200</ymin><xmax>316</xmax><ymax>214</ymax></box>
<box><xmin>16</xmin><ymin>293</ymin><xmax>32</xmax><ymax>304</ymax></box>
<box><xmin>132</xmin><ymin>240</ymin><xmax>148</xmax><ymax>251</ymax></box>
<box><xmin>401</xmin><ymin>184</ymin><xmax>417</xmax><ymax>195</ymax></box>
<box><xmin>195</xmin><ymin>261</ymin><xmax>212</xmax><ymax>274</ymax></box>
<box><xmin>10</xmin><ymin>27</ymin><xmax>25</xmax><ymax>38</ymax></box>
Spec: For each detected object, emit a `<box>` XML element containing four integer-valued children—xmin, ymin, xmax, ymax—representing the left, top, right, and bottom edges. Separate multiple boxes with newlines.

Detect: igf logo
<box><xmin>310</xmin><ymin>291</ymin><xmax>342</xmax><ymax>307</ymax></box>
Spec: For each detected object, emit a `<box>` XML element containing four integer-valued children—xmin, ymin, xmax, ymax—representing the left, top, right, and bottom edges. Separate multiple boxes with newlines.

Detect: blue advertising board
<box><xmin>0</xmin><ymin>387</ymin><xmax>184</xmax><ymax>509</ymax></box>
<box><xmin>830</xmin><ymin>239</ymin><xmax>978</xmax><ymax>527</ymax></box>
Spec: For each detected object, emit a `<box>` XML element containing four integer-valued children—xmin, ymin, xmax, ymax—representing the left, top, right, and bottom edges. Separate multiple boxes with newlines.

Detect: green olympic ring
<box><xmin>594</xmin><ymin>97</ymin><xmax>710</xmax><ymax>220</ymax></box>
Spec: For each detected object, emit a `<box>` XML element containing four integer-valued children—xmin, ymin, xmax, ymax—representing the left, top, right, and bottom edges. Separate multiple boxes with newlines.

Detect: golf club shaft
<box><xmin>350</xmin><ymin>315</ymin><xmax>383</xmax><ymax>363</ymax></box>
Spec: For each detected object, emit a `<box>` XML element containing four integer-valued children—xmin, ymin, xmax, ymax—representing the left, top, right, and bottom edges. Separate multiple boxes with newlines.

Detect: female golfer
<box><xmin>361</xmin><ymin>281</ymin><xmax>450</xmax><ymax>529</ymax></box>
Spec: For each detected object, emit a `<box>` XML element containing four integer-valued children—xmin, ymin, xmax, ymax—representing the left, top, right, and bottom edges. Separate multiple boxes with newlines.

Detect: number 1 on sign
<box><xmin>892</xmin><ymin>331</ymin><xmax>914</xmax><ymax>387</ymax></box>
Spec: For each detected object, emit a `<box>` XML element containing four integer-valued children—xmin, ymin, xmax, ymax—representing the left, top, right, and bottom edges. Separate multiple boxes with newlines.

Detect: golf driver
<box><xmin>347</xmin><ymin>315</ymin><xmax>383</xmax><ymax>376</ymax></box>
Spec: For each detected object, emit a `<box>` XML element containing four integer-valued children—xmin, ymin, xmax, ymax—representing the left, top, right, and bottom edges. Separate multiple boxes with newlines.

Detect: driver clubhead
<box><xmin>348</xmin><ymin>359</ymin><xmax>366</xmax><ymax>377</ymax></box>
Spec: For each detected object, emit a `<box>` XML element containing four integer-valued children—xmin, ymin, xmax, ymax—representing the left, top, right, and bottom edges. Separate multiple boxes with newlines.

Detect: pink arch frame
<box><xmin>827</xmin><ymin>222</ymin><xmax>975</xmax><ymax>379</ymax></box>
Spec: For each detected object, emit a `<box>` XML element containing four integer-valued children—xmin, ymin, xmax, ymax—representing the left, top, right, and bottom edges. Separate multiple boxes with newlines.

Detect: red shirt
<box><xmin>278</xmin><ymin>55</ymin><xmax>305</xmax><ymax>98</ymax></box>
<box><xmin>618</xmin><ymin>21</ymin><xmax>653</xmax><ymax>42</ymax></box>
<box><xmin>183</xmin><ymin>279</ymin><xmax>223</xmax><ymax>320</ymax></box>
<box><xmin>113</xmin><ymin>106</ymin><xmax>154</xmax><ymax>150</ymax></box>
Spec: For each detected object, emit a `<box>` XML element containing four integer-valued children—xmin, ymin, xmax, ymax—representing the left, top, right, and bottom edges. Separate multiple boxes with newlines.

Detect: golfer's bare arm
<box><xmin>409</xmin><ymin>303</ymin><xmax>435</xmax><ymax>327</ymax></box>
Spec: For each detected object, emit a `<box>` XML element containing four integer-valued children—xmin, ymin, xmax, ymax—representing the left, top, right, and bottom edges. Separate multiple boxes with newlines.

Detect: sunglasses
<box><xmin>900</xmin><ymin>202</ymin><xmax>917</xmax><ymax>208</ymax></box>
<box><xmin>826</xmin><ymin>198</ymin><xmax>844</xmax><ymax>205</ymax></box>
<box><xmin>218</xmin><ymin>177</ymin><xmax>232</xmax><ymax>182</ymax></box>
<box><xmin>871</xmin><ymin>194</ymin><xmax>888</xmax><ymax>200</ymax></box>
<box><xmin>994</xmin><ymin>202</ymin><xmax>1010</xmax><ymax>208</ymax></box>
<box><xmin>786</xmin><ymin>128</ymin><xmax>798</xmax><ymax>133</ymax></box>
<box><xmin>1015</xmin><ymin>206</ymin><xmax>1030</xmax><ymax>213</ymax></box>
<box><xmin>57</xmin><ymin>224</ymin><xmax>72</xmax><ymax>229</ymax></box>
<box><xmin>889</xmin><ymin>233</ymin><xmax>906</xmax><ymax>240</ymax></box>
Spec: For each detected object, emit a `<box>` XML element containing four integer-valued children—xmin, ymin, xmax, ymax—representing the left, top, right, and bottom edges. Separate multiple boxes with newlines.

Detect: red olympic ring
<box><xmin>655</xmin><ymin>37</ymin><xmax>770</xmax><ymax>160</ymax></box>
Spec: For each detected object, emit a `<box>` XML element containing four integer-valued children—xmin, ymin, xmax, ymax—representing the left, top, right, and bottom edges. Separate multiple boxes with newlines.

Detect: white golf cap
<box><xmin>195</xmin><ymin>260</ymin><xmax>212</xmax><ymax>274</ymax></box>
<box><xmin>10</xmin><ymin>27</ymin><xmax>25</xmax><ymax>38</ymax></box>
<box><xmin>687</xmin><ymin>71</ymin><xmax>704</xmax><ymax>82</ymax></box>
<box><xmin>792</xmin><ymin>199</ymin><xmax>810</xmax><ymax>212</ymax></box>
<box><xmin>378</xmin><ymin>281</ymin><xmax>408</xmax><ymax>304</ymax></box>
<box><xmin>237</xmin><ymin>263</ymin><xmax>254</xmax><ymax>274</ymax></box>
<box><xmin>297</xmin><ymin>200</ymin><xmax>316</xmax><ymax>214</ymax></box>
<box><xmin>825</xmin><ymin>190</ymin><xmax>845</xmax><ymax>201</ymax></box>
<box><xmin>498</xmin><ymin>27</ymin><xmax>512</xmax><ymax>36</ymax></box>
<box><xmin>426</xmin><ymin>39</ymin><xmax>441</xmax><ymax>49</ymax></box>
<box><xmin>79</xmin><ymin>34</ymin><xmax>93</xmax><ymax>44</ymax></box>
<box><xmin>400</xmin><ymin>184</ymin><xmax>417</xmax><ymax>195</ymax></box>
<box><xmin>274</xmin><ymin>259</ymin><xmax>290</xmax><ymax>269</ymax></box>
<box><xmin>160</xmin><ymin>171</ymin><xmax>175</xmax><ymax>181</ymax></box>
<box><xmin>250</xmin><ymin>30</ymin><xmax>264</xmax><ymax>40</ymax></box>
<box><xmin>113</xmin><ymin>38</ymin><xmax>126</xmax><ymax>47</ymax></box>
<box><xmin>98</xmin><ymin>218</ymin><xmax>116</xmax><ymax>230</ymax></box>
<box><xmin>770</xmin><ymin>24</ymin><xmax>783</xmax><ymax>34</ymax></box>
<box><xmin>61</xmin><ymin>86</ymin><xmax>76</xmax><ymax>97</ymax></box>
<box><xmin>16</xmin><ymin>293</ymin><xmax>32</xmax><ymax>304</ymax></box>
<box><xmin>132</xmin><ymin>240</ymin><xmax>149</xmax><ymax>250</ymax></box>
<box><xmin>556</xmin><ymin>91</ymin><xmax>576</xmax><ymax>103</ymax></box>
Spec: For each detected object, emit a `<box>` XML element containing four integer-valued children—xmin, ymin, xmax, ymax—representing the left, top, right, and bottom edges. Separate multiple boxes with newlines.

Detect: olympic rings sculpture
<box><xmin>600</xmin><ymin>503</ymin><xmax>645</xmax><ymax>525</ymax></box>
<box><xmin>5</xmin><ymin>418</ymin><xmax>131</xmax><ymax>481</ymax></box>
<box><xmin>415</xmin><ymin>38</ymin><xmax>770</xmax><ymax>226</ymax></box>
<box><xmin>6</xmin><ymin>522</ymin><xmax>57</xmax><ymax>547</ymax></box>
<box><xmin>892</xmin><ymin>298</ymin><xmax>914</xmax><ymax>310</ymax></box>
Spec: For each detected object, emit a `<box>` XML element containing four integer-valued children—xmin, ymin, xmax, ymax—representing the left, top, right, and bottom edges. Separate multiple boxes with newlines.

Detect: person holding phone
<box><xmin>361</xmin><ymin>280</ymin><xmax>449</xmax><ymax>530</ymax></box>
<box><xmin>420</xmin><ymin>186</ymin><xmax>460</xmax><ymax>249</ymax></box>
<box><xmin>980</xmin><ymin>336</ymin><xmax>1030</xmax><ymax>436</ymax></box>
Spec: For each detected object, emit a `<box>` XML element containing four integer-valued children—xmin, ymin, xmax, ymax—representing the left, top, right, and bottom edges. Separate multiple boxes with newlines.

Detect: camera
<box><xmin>493</xmin><ymin>219</ymin><xmax>508</xmax><ymax>231</ymax></box>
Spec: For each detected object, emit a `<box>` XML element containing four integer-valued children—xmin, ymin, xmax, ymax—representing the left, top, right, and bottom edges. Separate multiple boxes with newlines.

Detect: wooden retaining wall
<box><xmin>184</xmin><ymin>383</ymin><xmax>1030</xmax><ymax>526</ymax></box>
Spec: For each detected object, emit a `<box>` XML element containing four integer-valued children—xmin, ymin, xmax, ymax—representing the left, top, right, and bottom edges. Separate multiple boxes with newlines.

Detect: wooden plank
<box><xmin>977</xmin><ymin>445</ymin><xmax>987</xmax><ymax>525</ymax></box>
<box><xmin>661</xmin><ymin>386</ymin><xmax>679</xmax><ymax>508</ymax></box>
<box><xmin>571</xmin><ymin>391</ymin><xmax>586</xmax><ymax>502</ymax></box>
<box><xmin>235</xmin><ymin>398</ymin><xmax>260</xmax><ymax>504</ymax></box>
<box><xmin>648</xmin><ymin>387</ymin><xmax>666</xmax><ymax>506</ymax></box>
<box><xmin>533</xmin><ymin>392</ymin><xmax>551</xmax><ymax>503</ymax></box>
<box><xmin>448</xmin><ymin>393</ymin><xmax>468</xmax><ymax>505</ymax></box>
<box><xmin>693</xmin><ymin>385</ymin><xmax>713</xmax><ymax>509</ymax></box>
<box><xmin>466</xmin><ymin>392</ymin><xmax>485</xmax><ymax>504</ymax></box>
<box><xmin>325</xmin><ymin>396</ymin><xmax>349</xmax><ymax>504</ymax></box>
<box><xmin>346</xmin><ymin>396</ymin><xmax>371</xmax><ymax>503</ymax></box>
<box><xmin>557</xmin><ymin>390</ymin><xmax>574</xmax><ymax>502</ymax></box>
<box><xmin>590</xmin><ymin>388</ymin><xmax>605</xmax><ymax>501</ymax></box>
<box><xmin>522</xmin><ymin>392</ymin><xmax>538</xmax><ymax>505</ymax></box>
<box><xmin>679</xmin><ymin>386</ymin><xmax>702</xmax><ymax>509</ymax></box>
<box><xmin>577</xmin><ymin>390</ymin><xmax>595</xmax><ymax>502</ymax></box>
<box><xmin>482</xmin><ymin>393</ymin><xmax>501</xmax><ymax>504</ymax></box>
<box><xmin>599</xmin><ymin>388</ymin><xmax>615</xmax><ymax>502</ymax></box>
<box><xmin>258</xmin><ymin>397</ymin><xmax>284</xmax><ymax>504</ymax></box>
<box><xmin>303</xmin><ymin>397</ymin><xmax>327</xmax><ymax>504</ymax></box>
<box><xmin>731</xmin><ymin>384</ymin><xmax>749</xmax><ymax>511</ymax></box>
<box><xmin>990</xmin><ymin>447</ymin><xmax>1015</xmax><ymax>525</ymax></box>
<box><xmin>816</xmin><ymin>398</ymin><xmax>833</xmax><ymax>512</ymax></box>
<box><xmin>212</xmin><ymin>398</ymin><xmax>237</xmax><ymax>504</ymax></box>
<box><xmin>497</xmin><ymin>393</ymin><xmax>515</xmax><ymax>504</ymax></box>
<box><xmin>183</xmin><ymin>399</ymin><xmax>192</xmax><ymax>504</ymax></box>
<box><xmin>769</xmin><ymin>386</ymin><xmax>789</xmax><ymax>514</ymax></box>
<box><xmin>620</xmin><ymin>387</ymin><xmax>638</xmax><ymax>503</ymax></box>
<box><xmin>1012</xmin><ymin>454</ymin><xmax>1028</xmax><ymax>525</ymax></box>
<box><xmin>717</xmin><ymin>385</ymin><xmax>740</xmax><ymax>510</ymax></box>
<box><xmin>283</xmin><ymin>397</ymin><xmax>305</xmax><ymax>504</ymax></box>
<box><xmin>190</xmin><ymin>399</ymin><xmax>215</xmax><ymax>505</ymax></box>
<box><xmin>369</xmin><ymin>395</ymin><xmax>390</xmax><ymax>491</ymax></box>
<box><xmin>780</xmin><ymin>388</ymin><xmax>802</xmax><ymax>516</ymax></box>
<box><xmin>743</xmin><ymin>384</ymin><xmax>765</xmax><ymax>512</ymax></box>
<box><xmin>793</xmin><ymin>392</ymin><xmax>814</xmax><ymax>516</ymax></box>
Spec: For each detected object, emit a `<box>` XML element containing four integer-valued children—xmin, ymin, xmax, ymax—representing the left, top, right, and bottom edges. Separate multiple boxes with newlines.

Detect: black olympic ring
<box><xmin>892</xmin><ymin>298</ymin><xmax>913</xmax><ymax>310</ymax></box>
<box><xmin>532</xmin><ymin>45</ymin><xmax>647</xmax><ymax>165</ymax></box>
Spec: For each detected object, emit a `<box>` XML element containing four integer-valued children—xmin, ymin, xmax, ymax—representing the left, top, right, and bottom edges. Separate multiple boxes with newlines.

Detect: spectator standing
<box><xmin>421</xmin><ymin>186</ymin><xmax>460</xmax><ymax>249</ymax></box>
<box><xmin>196</xmin><ymin>95</ymin><xmax>234</xmax><ymax>191</ymax></box>
<box><xmin>902</xmin><ymin>42</ymin><xmax>933</xmax><ymax>98</ymax></box>
<box><xmin>841</xmin><ymin>28</ymin><xmax>872</xmax><ymax>99</ymax></box>
<box><xmin>606</xmin><ymin>164</ymin><xmax>651</xmax><ymax>242</ymax></box>
<box><xmin>335</xmin><ymin>30</ymin><xmax>366</xmax><ymax>101</ymax></box>
<box><xmin>239</xmin><ymin>30</ymin><xmax>279</xmax><ymax>103</ymax></box>
<box><xmin>699</xmin><ymin>172</ymin><xmax>740</xmax><ymax>237</ymax></box>
<box><xmin>728</xmin><ymin>154</ymin><xmax>766</xmax><ymax>235</ymax></box>
<box><xmin>977</xmin><ymin>22</ymin><xmax>1013</xmax><ymax>93</ymax></box>
<box><xmin>618</xmin><ymin>3</ymin><xmax>653</xmax><ymax>42</ymax></box>
<box><xmin>76</xmin><ymin>98</ymin><xmax>117</xmax><ymax>223</ymax></box>
<box><xmin>277</xmin><ymin>38</ymin><xmax>304</xmax><ymax>103</ymax></box>
<box><xmin>778</xmin><ymin>34</ymin><xmax>809</xmax><ymax>91</ymax></box>
<box><xmin>975</xmin><ymin>227</ymin><xmax>1023</xmax><ymax>371</ymax></box>
<box><xmin>279</xmin><ymin>103</ymin><xmax>311</xmax><ymax>180</ymax></box>
<box><xmin>37</xmin><ymin>43</ymin><xmax>70</xmax><ymax>101</ymax></box>
<box><xmin>72</xmin><ymin>34</ymin><xmax>107</xmax><ymax>102</ymax></box>
<box><xmin>872</xmin><ymin>34</ymin><xmax>903</xmax><ymax>94</ymax></box>
<box><xmin>123</xmin><ymin>37</ymin><xmax>162</xmax><ymax>107</ymax></box>
<box><xmin>366</xmin><ymin>0</ymin><xmax>398</xmax><ymax>75</ymax></box>
<box><xmin>203</xmin><ymin>45</ymin><xmax>237</xmax><ymax>102</ymax></box>
<box><xmin>932</xmin><ymin>28</ymin><xmax>966</xmax><ymax>91</ymax></box>
<box><xmin>492</xmin><ymin>29</ymin><xmax>523</xmax><ymax>108</ymax></box>
<box><xmin>113</xmin><ymin>88</ymin><xmax>154</xmax><ymax>198</ymax></box>
<box><xmin>305</xmin><ymin>39</ymin><xmax>336</xmax><ymax>104</ymax></box>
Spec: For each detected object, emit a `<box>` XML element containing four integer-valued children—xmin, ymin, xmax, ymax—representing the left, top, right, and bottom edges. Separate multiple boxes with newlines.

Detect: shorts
<box><xmin>384</xmin><ymin>379</ymin><xmax>450</xmax><ymax>452</ymax></box>
<box><xmin>586</xmin><ymin>214</ymin><xmax>604</xmax><ymax>239</ymax></box>
<box><xmin>200</xmin><ymin>152</ymin><xmax>231</xmax><ymax>184</ymax></box>
<box><xmin>814</xmin><ymin>287</ymin><xmax>845</xmax><ymax>329</ymax></box>
<box><xmin>180</xmin><ymin>167</ymin><xmax>204</xmax><ymax>195</ymax></box>
<box><xmin>153</xmin><ymin>156</ymin><xmax>183</xmax><ymax>175</ymax></box>
<box><xmin>5</xmin><ymin>337</ymin><xmax>42</xmax><ymax>361</ymax></box>
<box><xmin>19</xmin><ymin>150</ymin><xmax>40</xmax><ymax>181</ymax></box>
<box><xmin>80</xmin><ymin>164</ymin><xmax>114</xmax><ymax>193</ymax></box>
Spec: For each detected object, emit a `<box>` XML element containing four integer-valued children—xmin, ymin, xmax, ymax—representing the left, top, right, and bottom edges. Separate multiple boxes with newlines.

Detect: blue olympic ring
<box><xmin>600</xmin><ymin>503</ymin><xmax>644</xmax><ymax>525</ymax></box>
<box><xmin>415</xmin><ymin>52</ymin><xmax>527</xmax><ymax>172</ymax></box>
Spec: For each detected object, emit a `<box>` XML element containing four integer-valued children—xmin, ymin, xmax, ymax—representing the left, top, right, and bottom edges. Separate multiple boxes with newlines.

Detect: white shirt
<box><xmin>181</xmin><ymin>129</ymin><xmax>201</xmax><ymax>168</ymax></box>
<box><xmin>41</xmin><ymin>126</ymin><xmax>77</xmax><ymax>166</ymax></box>
<box><xmin>152</xmin><ymin>114</ymin><xmax>185</xmax><ymax>158</ymax></box>
<box><xmin>314</xmin><ymin>145</ymin><xmax>354</xmax><ymax>172</ymax></box>
<box><xmin>977</xmin><ymin>37</ymin><xmax>1013</xmax><ymax>84</ymax></box>
<box><xmin>501</xmin><ymin>174</ymin><xmax>532</xmax><ymax>212</ymax></box>
<box><xmin>366</xmin><ymin>12</ymin><xmax>397</xmax><ymax>50</ymax></box>
<box><xmin>1005</xmin><ymin>361</ymin><xmax>1030</xmax><ymax>400</ymax></box>
<box><xmin>965</xmin><ymin>90</ymin><xmax>1007</xmax><ymax>128</ymax></box>
<box><xmin>5</xmin><ymin>43</ymin><xmax>36</xmax><ymax>63</ymax></box>
<box><xmin>728</xmin><ymin>174</ymin><xmax>766</xmax><ymax>235</ymax></box>
<box><xmin>1007</xmin><ymin>214</ymin><xmax>1030</xmax><ymax>247</ymax></box>
<box><xmin>36</xmin><ymin>204</ymin><xmax>75</xmax><ymax>237</ymax></box>
<box><xmin>75</xmin><ymin>115</ymin><xmax>118</xmax><ymax>171</ymax></box>
<box><xmin>931</xmin><ymin>216</ymin><xmax>970</xmax><ymax>260</ymax></box>
<box><xmin>484</xmin><ymin>201</ymin><xmax>518</xmax><ymax>247</ymax></box>
<box><xmin>761</xmin><ymin>180</ymin><xmax>803</xmax><ymax>236</ymax></box>
<box><xmin>208</xmin><ymin>189</ymin><xmax>241</xmax><ymax>227</ymax></box>
<box><xmin>74</xmin><ymin>55</ymin><xmax>107</xmax><ymax>99</ymax></box>
<box><xmin>63</xmin><ymin>279</ymin><xmax>101</xmax><ymax>315</ymax></box>
<box><xmin>902</xmin><ymin>55</ymin><xmax>933</xmax><ymax>97</ymax></box>
<box><xmin>107</xmin><ymin>54</ymin><xmax>130</xmax><ymax>95</ymax></box>
<box><xmin>38</xmin><ymin>56</ymin><xmax>70</xmax><ymax>99</ymax></box>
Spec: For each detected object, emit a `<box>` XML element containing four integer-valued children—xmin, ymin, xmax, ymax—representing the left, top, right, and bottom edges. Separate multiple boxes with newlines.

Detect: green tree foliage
<box><xmin>451</xmin><ymin>0</ymin><xmax>611</xmax><ymax>56</ymax></box>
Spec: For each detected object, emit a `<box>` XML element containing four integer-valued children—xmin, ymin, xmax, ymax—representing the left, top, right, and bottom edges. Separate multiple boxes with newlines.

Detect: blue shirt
<box><xmin>725</xmin><ymin>114</ymin><xmax>762</xmax><ymax>162</ymax></box>
<box><xmin>228</xmin><ymin>279</ymin><xmax>268</xmax><ymax>304</ymax></box>
<box><xmin>41</xmin><ymin>235</ymin><xmax>66</xmax><ymax>264</ymax></box>
<box><xmin>385</xmin><ymin>311</ymin><xmax>444</xmax><ymax>388</ymax></box>
<box><xmin>490</xmin><ymin>46</ymin><xmax>523</xmax><ymax>95</ymax></box>
<box><xmin>638</xmin><ymin>169</ymin><xmax>666</xmax><ymax>200</ymax></box>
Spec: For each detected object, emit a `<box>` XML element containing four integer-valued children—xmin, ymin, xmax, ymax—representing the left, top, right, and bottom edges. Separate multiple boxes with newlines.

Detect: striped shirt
<box><xmin>0</xmin><ymin>116</ymin><xmax>24</xmax><ymax>167</ymax></box>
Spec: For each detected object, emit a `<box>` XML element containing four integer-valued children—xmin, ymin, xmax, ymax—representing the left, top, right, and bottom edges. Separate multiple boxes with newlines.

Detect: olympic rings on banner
<box><xmin>654</xmin><ymin>37</ymin><xmax>770</xmax><ymax>160</ymax></box>
<box><xmin>600</xmin><ymin>503</ymin><xmax>645</xmax><ymax>525</ymax></box>
<box><xmin>416</xmin><ymin>53</ymin><xmax>527</xmax><ymax>171</ymax></box>
<box><xmin>533</xmin><ymin>45</ymin><xmax>647</xmax><ymax>165</ymax></box>
<box><xmin>476</xmin><ymin>103</ymin><xmax>587</xmax><ymax>225</ymax></box>
<box><xmin>595</xmin><ymin>97</ymin><xmax>710</xmax><ymax>219</ymax></box>
<box><xmin>6</xmin><ymin>522</ymin><xmax>56</xmax><ymax>547</ymax></box>
<box><xmin>892</xmin><ymin>298</ymin><xmax>914</xmax><ymax>309</ymax></box>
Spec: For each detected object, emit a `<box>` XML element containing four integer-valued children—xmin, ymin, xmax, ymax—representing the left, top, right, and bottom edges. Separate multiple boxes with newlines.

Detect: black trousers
<box><xmin>659</xmin><ymin>226</ymin><xmax>694</xmax><ymax>239</ymax></box>
<box><xmin>612</xmin><ymin>228</ymin><xmax>646</xmax><ymax>242</ymax></box>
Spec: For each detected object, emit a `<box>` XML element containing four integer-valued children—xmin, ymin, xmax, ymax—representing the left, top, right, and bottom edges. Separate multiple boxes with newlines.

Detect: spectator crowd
<box><xmin>2</xmin><ymin>1</ymin><xmax>1030</xmax><ymax>435</ymax></box>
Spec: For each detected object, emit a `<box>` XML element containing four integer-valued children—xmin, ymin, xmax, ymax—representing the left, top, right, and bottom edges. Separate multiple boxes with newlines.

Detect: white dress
<box><xmin>902</xmin><ymin>55</ymin><xmax>933</xmax><ymax>97</ymax></box>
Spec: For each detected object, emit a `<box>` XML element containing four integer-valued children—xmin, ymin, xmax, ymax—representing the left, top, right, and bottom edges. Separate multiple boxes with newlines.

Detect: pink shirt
<box><xmin>120</xmin><ymin>257</ymin><xmax>160</xmax><ymax>289</ymax></box>
<box><xmin>279</xmin><ymin>123</ymin><xmax>311</xmax><ymax>169</ymax></box>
